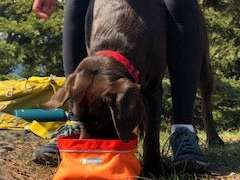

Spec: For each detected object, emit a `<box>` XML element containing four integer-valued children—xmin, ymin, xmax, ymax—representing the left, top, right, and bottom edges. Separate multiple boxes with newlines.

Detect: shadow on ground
<box><xmin>206</xmin><ymin>141</ymin><xmax>240</xmax><ymax>176</ymax></box>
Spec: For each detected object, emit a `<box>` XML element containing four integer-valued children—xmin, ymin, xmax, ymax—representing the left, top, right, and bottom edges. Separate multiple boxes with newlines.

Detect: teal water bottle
<box><xmin>14</xmin><ymin>108</ymin><xmax>68</xmax><ymax>122</ymax></box>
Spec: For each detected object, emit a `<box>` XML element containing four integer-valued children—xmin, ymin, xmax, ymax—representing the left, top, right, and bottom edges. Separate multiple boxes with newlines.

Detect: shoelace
<box><xmin>50</xmin><ymin>124</ymin><xmax>81</xmax><ymax>139</ymax></box>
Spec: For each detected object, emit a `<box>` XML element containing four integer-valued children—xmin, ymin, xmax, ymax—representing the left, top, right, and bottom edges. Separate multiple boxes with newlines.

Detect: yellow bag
<box><xmin>54</xmin><ymin>136</ymin><xmax>141</xmax><ymax>180</ymax></box>
<box><xmin>0</xmin><ymin>76</ymin><xmax>65</xmax><ymax>113</ymax></box>
<box><xmin>0</xmin><ymin>76</ymin><xmax>66</xmax><ymax>138</ymax></box>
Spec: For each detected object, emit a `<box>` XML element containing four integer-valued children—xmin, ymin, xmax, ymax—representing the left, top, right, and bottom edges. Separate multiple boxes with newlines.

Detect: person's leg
<box><xmin>63</xmin><ymin>0</ymin><xmax>88</xmax><ymax>76</ymax></box>
<box><xmin>33</xmin><ymin>0</ymin><xmax>89</xmax><ymax>166</ymax></box>
<box><xmin>165</xmin><ymin>0</ymin><xmax>208</xmax><ymax>172</ymax></box>
<box><xmin>62</xmin><ymin>0</ymin><xmax>89</xmax><ymax>125</ymax></box>
<box><xmin>165</xmin><ymin>0</ymin><xmax>203</xmax><ymax>125</ymax></box>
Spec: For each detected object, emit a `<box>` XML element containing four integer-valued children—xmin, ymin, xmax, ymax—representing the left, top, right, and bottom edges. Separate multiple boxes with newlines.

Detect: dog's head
<box><xmin>44</xmin><ymin>56</ymin><xmax>147</xmax><ymax>141</ymax></box>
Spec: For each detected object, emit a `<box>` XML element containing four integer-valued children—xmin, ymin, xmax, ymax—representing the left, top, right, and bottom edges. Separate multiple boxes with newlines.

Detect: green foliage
<box><xmin>0</xmin><ymin>74</ymin><xmax>20</xmax><ymax>80</ymax></box>
<box><xmin>204</xmin><ymin>0</ymin><xmax>240</xmax><ymax>79</ymax></box>
<box><xmin>212</xmin><ymin>77</ymin><xmax>240</xmax><ymax>129</ymax></box>
<box><xmin>0</xmin><ymin>0</ymin><xmax>64</xmax><ymax>77</ymax></box>
<box><xmin>200</xmin><ymin>0</ymin><xmax>240</xmax><ymax>129</ymax></box>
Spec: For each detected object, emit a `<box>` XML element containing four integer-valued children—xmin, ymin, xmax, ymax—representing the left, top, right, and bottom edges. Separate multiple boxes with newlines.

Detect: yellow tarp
<box><xmin>0</xmin><ymin>76</ymin><xmax>67</xmax><ymax>139</ymax></box>
<box><xmin>0</xmin><ymin>76</ymin><xmax>65</xmax><ymax>113</ymax></box>
<box><xmin>0</xmin><ymin>112</ymin><xmax>27</xmax><ymax>130</ymax></box>
<box><xmin>25</xmin><ymin>120</ymin><xmax>66</xmax><ymax>139</ymax></box>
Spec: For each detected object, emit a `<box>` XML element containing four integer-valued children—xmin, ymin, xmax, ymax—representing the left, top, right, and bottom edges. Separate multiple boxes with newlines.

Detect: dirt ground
<box><xmin>0</xmin><ymin>130</ymin><xmax>239</xmax><ymax>180</ymax></box>
<box><xmin>0</xmin><ymin>130</ymin><xmax>55</xmax><ymax>180</ymax></box>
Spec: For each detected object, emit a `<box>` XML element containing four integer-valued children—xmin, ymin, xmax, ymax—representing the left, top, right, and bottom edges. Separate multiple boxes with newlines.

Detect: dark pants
<box><xmin>63</xmin><ymin>0</ymin><xmax>89</xmax><ymax>76</ymax></box>
<box><xmin>63</xmin><ymin>0</ymin><xmax>203</xmax><ymax>124</ymax></box>
<box><xmin>164</xmin><ymin>0</ymin><xmax>203</xmax><ymax>124</ymax></box>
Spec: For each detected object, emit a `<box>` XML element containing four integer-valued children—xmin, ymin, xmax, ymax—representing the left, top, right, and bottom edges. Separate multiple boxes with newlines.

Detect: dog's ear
<box><xmin>103</xmin><ymin>78</ymin><xmax>147</xmax><ymax>142</ymax></box>
<box><xmin>43</xmin><ymin>70</ymin><xmax>93</xmax><ymax>109</ymax></box>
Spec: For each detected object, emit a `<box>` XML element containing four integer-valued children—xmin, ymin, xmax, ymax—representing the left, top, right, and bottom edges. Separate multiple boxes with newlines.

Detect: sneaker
<box><xmin>50</xmin><ymin>121</ymin><xmax>81</xmax><ymax>140</ymax></box>
<box><xmin>170</xmin><ymin>127</ymin><xmax>208</xmax><ymax>173</ymax></box>
<box><xmin>32</xmin><ymin>121</ymin><xmax>81</xmax><ymax>166</ymax></box>
<box><xmin>32</xmin><ymin>143</ymin><xmax>60</xmax><ymax>166</ymax></box>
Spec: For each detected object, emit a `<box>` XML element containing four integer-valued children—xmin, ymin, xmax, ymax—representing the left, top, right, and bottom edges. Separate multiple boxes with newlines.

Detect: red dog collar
<box><xmin>96</xmin><ymin>50</ymin><xmax>140</xmax><ymax>83</ymax></box>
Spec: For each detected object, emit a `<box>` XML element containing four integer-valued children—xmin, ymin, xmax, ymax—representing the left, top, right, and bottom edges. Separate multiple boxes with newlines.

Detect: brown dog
<box><xmin>44</xmin><ymin>0</ymin><xmax>223</xmax><ymax>175</ymax></box>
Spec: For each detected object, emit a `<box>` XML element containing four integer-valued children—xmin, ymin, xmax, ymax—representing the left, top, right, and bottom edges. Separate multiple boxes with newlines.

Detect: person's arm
<box><xmin>32</xmin><ymin>0</ymin><xmax>57</xmax><ymax>20</ymax></box>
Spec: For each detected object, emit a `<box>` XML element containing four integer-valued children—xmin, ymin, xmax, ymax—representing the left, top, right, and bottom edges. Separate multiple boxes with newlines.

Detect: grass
<box><xmin>142</xmin><ymin>129</ymin><xmax>240</xmax><ymax>179</ymax></box>
<box><xmin>203</xmin><ymin>130</ymin><xmax>240</xmax><ymax>176</ymax></box>
<box><xmin>136</xmin><ymin>128</ymin><xmax>240</xmax><ymax>179</ymax></box>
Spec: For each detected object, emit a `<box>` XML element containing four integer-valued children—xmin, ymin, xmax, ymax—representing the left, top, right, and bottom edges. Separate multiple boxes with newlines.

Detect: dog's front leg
<box><xmin>142</xmin><ymin>86</ymin><xmax>165</xmax><ymax>177</ymax></box>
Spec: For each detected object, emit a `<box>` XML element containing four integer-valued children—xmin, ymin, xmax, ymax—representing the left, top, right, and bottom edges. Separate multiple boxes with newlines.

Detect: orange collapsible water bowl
<box><xmin>53</xmin><ymin>135</ymin><xmax>141</xmax><ymax>180</ymax></box>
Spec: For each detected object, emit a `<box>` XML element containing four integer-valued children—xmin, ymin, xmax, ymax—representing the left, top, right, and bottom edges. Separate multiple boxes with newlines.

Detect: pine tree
<box><xmin>0</xmin><ymin>0</ymin><xmax>64</xmax><ymax>76</ymax></box>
